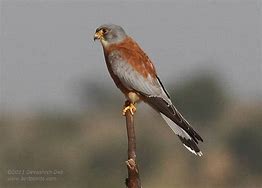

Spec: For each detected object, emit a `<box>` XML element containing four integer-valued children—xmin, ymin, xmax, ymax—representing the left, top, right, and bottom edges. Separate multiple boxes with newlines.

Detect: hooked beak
<box><xmin>94</xmin><ymin>30</ymin><xmax>104</xmax><ymax>41</ymax></box>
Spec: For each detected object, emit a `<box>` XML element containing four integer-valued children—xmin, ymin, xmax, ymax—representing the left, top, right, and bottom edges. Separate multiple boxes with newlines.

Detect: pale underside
<box><xmin>127</xmin><ymin>92</ymin><xmax>140</xmax><ymax>104</ymax></box>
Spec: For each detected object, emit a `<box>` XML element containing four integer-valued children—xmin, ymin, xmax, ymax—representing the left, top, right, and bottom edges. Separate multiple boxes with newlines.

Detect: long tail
<box><xmin>143</xmin><ymin>94</ymin><xmax>203</xmax><ymax>156</ymax></box>
<box><xmin>161</xmin><ymin>113</ymin><xmax>203</xmax><ymax>156</ymax></box>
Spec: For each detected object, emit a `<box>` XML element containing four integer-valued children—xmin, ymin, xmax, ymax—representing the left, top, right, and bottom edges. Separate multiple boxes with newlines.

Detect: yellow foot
<box><xmin>122</xmin><ymin>102</ymin><xmax>136</xmax><ymax>116</ymax></box>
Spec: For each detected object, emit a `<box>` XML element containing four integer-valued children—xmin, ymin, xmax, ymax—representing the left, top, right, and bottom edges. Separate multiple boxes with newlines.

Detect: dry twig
<box><xmin>124</xmin><ymin>101</ymin><xmax>141</xmax><ymax>188</ymax></box>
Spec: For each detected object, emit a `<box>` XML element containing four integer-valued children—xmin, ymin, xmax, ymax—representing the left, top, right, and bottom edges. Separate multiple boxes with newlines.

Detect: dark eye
<box><xmin>102</xmin><ymin>28</ymin><xmax>109</xmax><ymax>34</ymax></box>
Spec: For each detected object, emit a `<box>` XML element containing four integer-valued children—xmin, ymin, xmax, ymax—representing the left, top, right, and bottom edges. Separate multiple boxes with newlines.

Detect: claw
<box><xmin>122</xmin><ymin>102</ymin><xmax>136</xmax><ymax>116</ymax></box>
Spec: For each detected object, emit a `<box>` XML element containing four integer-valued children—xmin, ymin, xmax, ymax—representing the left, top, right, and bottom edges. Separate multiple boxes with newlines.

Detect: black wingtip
<box><xmin>178</xmin><ymin>136</ymin><xmax>203</xmax><ymax>156</ymax></box>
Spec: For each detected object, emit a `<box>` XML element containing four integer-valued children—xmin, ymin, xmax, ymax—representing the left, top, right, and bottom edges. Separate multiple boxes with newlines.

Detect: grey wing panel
<box><xmin>108</xmin><ymin>50</ymin><xmax>162</xmax><ymax>96</ymax></box>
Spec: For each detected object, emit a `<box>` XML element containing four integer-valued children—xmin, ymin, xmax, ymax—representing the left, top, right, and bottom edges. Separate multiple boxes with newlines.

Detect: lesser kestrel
<box><xmin>94</xmin><ymin>24</ymin><xmax>203</xmax><ymax>156</ymax></box>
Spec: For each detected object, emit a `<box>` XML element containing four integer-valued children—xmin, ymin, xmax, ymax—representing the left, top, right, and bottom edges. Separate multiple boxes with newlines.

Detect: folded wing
<box><xmin>108</xmin><ymin>49</ymin><xmax>203</xmax><ymax>156</ymax></box>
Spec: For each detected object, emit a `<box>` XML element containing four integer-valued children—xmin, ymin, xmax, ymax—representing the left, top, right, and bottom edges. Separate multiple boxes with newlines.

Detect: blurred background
<box><xmin>1</xmin><ymin>0</ymin><xmax>261</xmax><ymax>187</ymax></box>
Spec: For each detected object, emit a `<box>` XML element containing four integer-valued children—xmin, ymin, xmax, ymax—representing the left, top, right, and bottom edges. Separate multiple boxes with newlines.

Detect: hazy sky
<box><xmin>1</xmin><ymin>0</ymin><xmax>261</xmax><ymax>112</ymax></box>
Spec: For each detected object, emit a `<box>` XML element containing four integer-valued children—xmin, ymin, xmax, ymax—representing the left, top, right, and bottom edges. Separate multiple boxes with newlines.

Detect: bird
<box><xmin>94</xmin><ymin>24</ymin><xmax>203</xmax><ymax>156</ymax></box>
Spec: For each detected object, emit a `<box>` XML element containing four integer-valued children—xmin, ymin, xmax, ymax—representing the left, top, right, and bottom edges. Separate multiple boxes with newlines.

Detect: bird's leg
<box><xmin>122</xmin><ymin>100</ymin><xmax>136</xmax><ymax>116</ymax></box>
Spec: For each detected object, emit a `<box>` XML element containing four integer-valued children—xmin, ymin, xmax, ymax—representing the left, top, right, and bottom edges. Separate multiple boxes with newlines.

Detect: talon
<box><xmin>122</xmin><ymin>102</ymin><xmax>136</xmax><ymax>116</ymax></box>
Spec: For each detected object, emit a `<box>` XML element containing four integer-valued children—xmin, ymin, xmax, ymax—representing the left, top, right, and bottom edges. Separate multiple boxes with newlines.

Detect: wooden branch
<box><xmin>124</xmin><ymin>101</ymin><xmax>141</xmax><ymax>188</ymax></box>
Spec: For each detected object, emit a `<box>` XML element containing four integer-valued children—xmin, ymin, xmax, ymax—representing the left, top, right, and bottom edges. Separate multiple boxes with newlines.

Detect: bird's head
<box><xmin>94</xmin><ymin>24</ymin><xmax>127</xmax><ymax>46</ymax></box>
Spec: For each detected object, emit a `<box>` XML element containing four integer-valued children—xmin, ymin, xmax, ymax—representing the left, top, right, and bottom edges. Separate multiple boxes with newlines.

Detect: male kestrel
<box><xmin>94</xmin><ymin>24</ymin><xmax>203</xmax><ymax>156</ymax></box>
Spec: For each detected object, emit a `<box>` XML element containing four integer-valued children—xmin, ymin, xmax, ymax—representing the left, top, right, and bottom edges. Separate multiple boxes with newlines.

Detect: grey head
<box><xmin>94</xmin><ymin>24</ymin><xmax>127</xmax><ymax>45</ymax></box>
